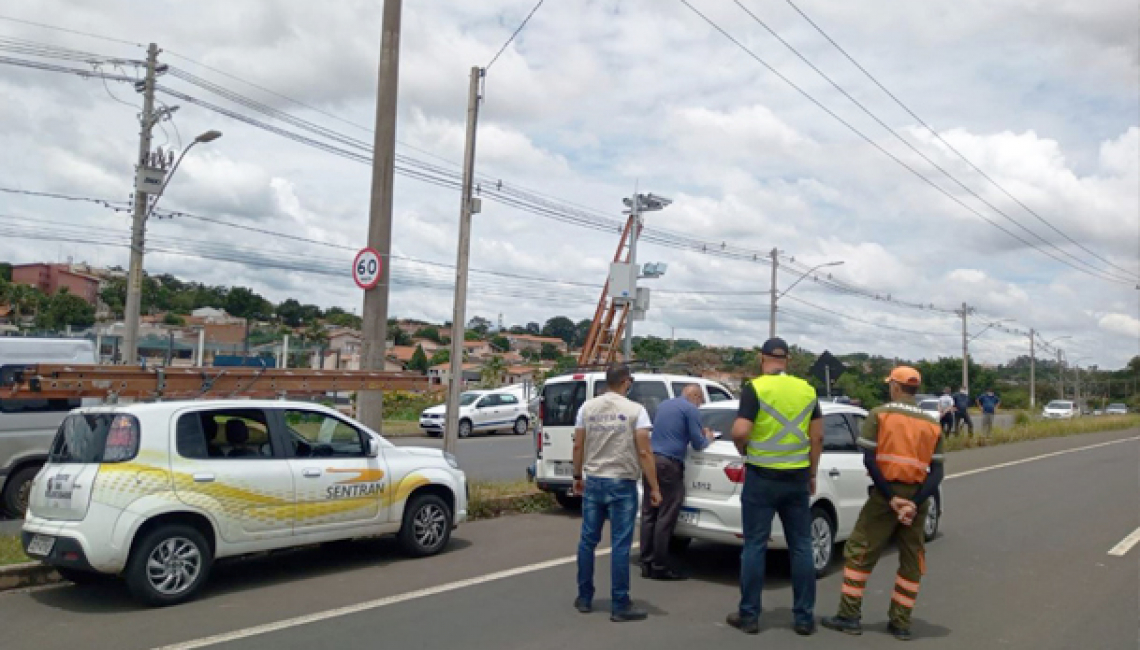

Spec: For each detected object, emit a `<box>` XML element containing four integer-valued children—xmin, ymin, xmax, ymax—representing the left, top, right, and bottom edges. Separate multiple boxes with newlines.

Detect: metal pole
<box><xmin>1028</xmin><ymin>328</ymin><xmax>1035</xmax><ymax>409</ymax></box>
<box><xmin>1057</xmin><ymin>349</ymin><xmax>1064</xmax><ymax>399</ymax></box>
<box><xmin>960</xmin><ymin>302</ymin><xmax>969</xmax><ymax>392</ymax></box>
<box><xmin>358</xmin><ymin>0</ymin><xmax>403</xmax><ymax>435</ymax></box>
<box><xmin>282</xmin><ymin>334</ymin><xmax>290</xmax><ymax>369</ymax></box>
<box><xmin>622</xmin><ymin>194</ymin><xmax>640</xmax><ymax>361</ymax></box>
<box><xmin>196</xmin><ymin>328</ymin><xmax>205</xmax><ymax>366</ymax></box>
<box><xmin>122</xmin><ymin>43</ymin><xmax>159</xmax><ymax>366</ymax></box>
<box><xmin>769</xmin><ymin>248</ymin><xmax>778</xmax><ymax>339</ymax></box>
<box><xmin>165</xmin><ymin>329</ymin><xmax>173</xmax><ymax>367</ymax></box>
<box><xmin>443</xmin><ymin>66</ymin><xmax>484</xmax><ymax>457</ymax></box>
<box><xmin>825</xmin><ymin>365</ymin><xmax>831</xmax><ymax>398</ymax></box>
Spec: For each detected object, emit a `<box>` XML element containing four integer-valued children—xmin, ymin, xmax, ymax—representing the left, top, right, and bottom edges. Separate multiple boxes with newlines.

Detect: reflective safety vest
<box><xmin>746</xmin><ymin>374</ymin><xmax>818</xmax><ymax>470</ymax></box>
<box><xmin>873</xmin><ymin>403</ymin><xmax>942</xmax><ymax>484</ymax></box>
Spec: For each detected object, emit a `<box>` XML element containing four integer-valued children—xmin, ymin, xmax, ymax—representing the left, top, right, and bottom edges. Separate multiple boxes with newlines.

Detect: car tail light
<box><xmin>724</xmin><ymin>461</ymin><xmax>745</xmax><ymax>484</ymax></box>
<box><xmin>572</xmin><ymin>374</ymin><xmax>585</xmax><ymax>380</ymax></box>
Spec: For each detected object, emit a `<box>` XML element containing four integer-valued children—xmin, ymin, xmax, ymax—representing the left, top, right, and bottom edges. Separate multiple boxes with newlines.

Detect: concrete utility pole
<box><xmin>122</xmin><ymin>43</ymin><xmax>159</xmax><ymax>366</ymax></box>
<box><xmin>768</xmin><ymin>248</ymin><xmax>779</xmax><ymax>339</ymax></box>
<box><xmin>1028</xmin><ymin>328</ymin><xmax>1036</xmax><ymax>409</ymax></box>
<box><xmin>443</xmin><ymin>66</ymin><xmax>484</xmax><ymax>457</ymax></box>
<box><xmin>358</xmin><ymin>0</ymin><xmax>403</xmax><ymax>434</ymax></box>
<box><xmin>622</xmin><ymin>194</ymin><xmax>642</xmax><ymax>361</ymax></box>
<box><xmin>958</xmin><ymin>302</ymin><xmax>973</xmax><ymax>392</ymax></box>
<box><xmin>1057</xmin><ymin>349</ymin><xmax>1065</xmax><ymax>399</ymax></box>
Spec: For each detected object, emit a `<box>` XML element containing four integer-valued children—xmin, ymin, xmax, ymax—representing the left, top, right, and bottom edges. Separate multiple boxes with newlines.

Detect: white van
<box><xmin>0</xmin><ymin>338</ymin><xmax>98</xmax><ymax>517</ymax></box>
<box><xmin>533</xmin><ymin>371</ymin><xmax>734</xmax><ymax>508</ymax></box>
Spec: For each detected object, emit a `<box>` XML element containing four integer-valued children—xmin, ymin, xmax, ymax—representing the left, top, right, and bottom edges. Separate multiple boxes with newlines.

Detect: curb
<box><xmin>0</xmin><ymin>562</ymin><xmax>62</xmax><ymax>592</ymax></box>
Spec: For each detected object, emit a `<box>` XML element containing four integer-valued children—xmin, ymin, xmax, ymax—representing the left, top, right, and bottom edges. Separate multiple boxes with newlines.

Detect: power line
<box><xmin>781</xmin><ymin>0</ymin><xmax>1139</xmax><ymax>282</ymax></box>
<box><xmin>0</xmin><ymin>14</ymin><xmax>144</xmax><ymax>47</ymax></box>
<box><xmin>486</xmin><ymin>0</ymin><xmax>547</xmax><ymax>69</ymax></box>
<box><xmin>680</xmin><ymin>0</ymin><xmax>1135</xmax><ymax>287</ymax></box>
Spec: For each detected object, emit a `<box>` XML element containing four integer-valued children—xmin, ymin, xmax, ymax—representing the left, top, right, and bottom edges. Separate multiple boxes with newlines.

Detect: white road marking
<box><xmin>158</xmin><ymin>433</ymin><xmax>1139</xmax><ymax>649</ymax></box>
<box><xmin>155</xmin><ymin>544</ymin><xmax>636</xmax><ymax>650</ymax></box>
<box><xmin>945</xmin><ymin>435</ymin><xmax>1139</xmax><ymax>481</ymax></box>
<box><xmin>1108</xmin><ymin>527</ymin><xmax>1140</xmax><ymax>557</ymax></box>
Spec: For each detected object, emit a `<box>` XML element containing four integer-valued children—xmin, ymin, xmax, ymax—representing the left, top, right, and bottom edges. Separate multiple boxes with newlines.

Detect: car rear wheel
<box><xmin>924</xmin><ymin>494</ymin><xmax>941</xmax><ymax>542</ymax></box>
<box><xmin>555</xmin><ymin>492</ymin><xmax>582</xmax><ymax>510</ymax></box>
<box><xmin>513</xmin><ymin>417</ymin><xmax>529</xmax><ymax>435</ymax></box>
<box><xmin>668</xmin><ymin>536</ymin><xmax>693</xmax><ymax>553</ymax></box>
<box><xmin>125</xmin><ymin>524</ymin><xmax>212</xmax><ymax>607</ymax></box>
<box><xmin>810</xmin><ymin>507</ymin><xmax>836</xmax><ymax>578</ymax></box>
<box><xmin>2</xmin><ymin>465</ymin><xmax>40</xmax><ymax>518</ymax></box>
<box><xmin>399</xmin><ymin>493</ymin><xmax>453</xmax><ymax>557</ymax></box>
<box><xmin>458</xmin><ymin>419</ymin><xmax>473</xmax><ymax>439</ymax></box>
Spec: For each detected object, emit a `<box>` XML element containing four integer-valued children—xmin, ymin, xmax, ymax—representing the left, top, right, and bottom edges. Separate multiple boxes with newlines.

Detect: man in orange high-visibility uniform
<box><xmin>821</xmin><ymin>366</ymin><xmax>945</xmax><ymax>641</ymax></box>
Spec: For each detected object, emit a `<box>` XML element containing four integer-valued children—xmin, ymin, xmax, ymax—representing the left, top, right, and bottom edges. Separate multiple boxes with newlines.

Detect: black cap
<box><xmin>760</xmin><ymin>337</ymin><xmax>789</xmax><ymax>357</ymax></box>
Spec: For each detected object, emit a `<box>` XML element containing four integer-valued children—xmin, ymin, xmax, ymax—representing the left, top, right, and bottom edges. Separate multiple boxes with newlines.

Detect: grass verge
<box><xmin>0</xmin><ymin>535</ymin><xmax>28</xmax><ymax>567</ymax></box>
<box><xmin>381</xmin><ymin>420</ymin><xmax>424</xmax><ymax>437</ymax></box>
<box><xmin>945</xmin><ymin>414</ymin><xmax>1140</xmax><ymax>452</ymax></box>
<box><xmin>468</xmin><ymin>480</ymin><xmax>555</xmax><ymax>521</ymax></box>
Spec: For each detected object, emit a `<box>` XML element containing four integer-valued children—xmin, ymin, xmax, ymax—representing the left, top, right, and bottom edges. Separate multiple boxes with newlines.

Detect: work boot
<box><xmin>821</xmin><ymin>616</ymin><xmax>863</xmax><ymax>635</ymax></box>
<box><xmin>726</xmin><ymin>612</ymin><xmax>760</xmax><ymax>635</ymax></box>
<box><xmin>887</xmin><ymin>623</ymin><xmax>912</xmax><ymax>641</ymax></box>
<box><xmin>573</xmin><ymin>598</ymin><xmax>592</xmax><ymax>614</ymax></box>
<box><xmin>610</xmin><ymin>607</ymin><xmax>648</xmax><ymax>622</ymax></box>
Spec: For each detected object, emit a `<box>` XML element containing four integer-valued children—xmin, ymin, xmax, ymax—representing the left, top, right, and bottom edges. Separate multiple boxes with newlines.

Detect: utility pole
<box><xmin>443</xmin><ymin>66</ymin><xmax>484</xmax><ymax>457</ymax></box>
<box><xmin>958</xmin><ymin>302</ymin><xmax>973</xmax><ymax>392</ymax></box>
<box><xmin>122</xmin><ymin>43</ymin><xmax>159</xmax><ymax>366</ymax></box>
<box><xmin>358</xmin><ymin>0</ymin><xmax>403</xmax><ymax>434</ymax></box>
<box><xmin>622</xmin><ymin>192</ymin><xmax>642</xmax><ymax>361</ymax></box>
<box><xmin>768</xmin><ymin>248</ymin><xmax>778</xmax><ymax>339</ymax></box>
<box><xmin>1028</xmin><ymin>328</ymin><xmax>1036</xmax><ymax>409</ymax></box>
<box><xmin>1057</xmin><ymin>349</ymin><xmax>1065</xmax><ymax>399</ymax></box>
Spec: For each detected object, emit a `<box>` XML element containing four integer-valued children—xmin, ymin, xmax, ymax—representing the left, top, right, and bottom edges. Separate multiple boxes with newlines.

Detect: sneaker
<box><xmin>573</xmin><ymin>598</ymin><xmax>592</xmax><ymax>614</ymax></box>
<box><xmin>794</xmin><ymin>620</ymin><xmax>817</xmax><ymax>636</ymax></box>
<box><xmin>887</xmin><ymin>623</ymin><xmax>912</xmax><ymax>641</ymax></box>
<box><xmin>726</xmin><ymin>612</ymin><xmax>760</xmax><ymax>635</ymax></box>
<box><xmin>821</xmin><ymin>616</ymin><xmax>863</xmax><ymax>635</ymax></box>
<box><xmin>610</xmin><ymin>607</ymin><xmax>649</xmax><ymax>622</ymax></box>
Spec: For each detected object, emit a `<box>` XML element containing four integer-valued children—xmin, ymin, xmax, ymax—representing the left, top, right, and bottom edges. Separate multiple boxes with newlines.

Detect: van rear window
<box><xmin>543</xmin><ymin>381</ymin><xmax>587</xmax><ymax>427</ymax></box>
<box><xmin>49</xmin><ymin>413</ymin><xmax>140</xmax><ymax>463</ymax></box>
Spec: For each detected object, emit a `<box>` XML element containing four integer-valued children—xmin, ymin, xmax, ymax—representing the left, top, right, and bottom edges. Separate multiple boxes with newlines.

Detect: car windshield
<box><xmin>918</xmin><ymin>399</ymin><xmax>939</xmax><ymax>411</ymax></box>
<box><xmin>1046</xmin><ymin>401</ymin><xmax>1073</xmax><ymax>409</ymax></box>
<box><xmin>699</xmin><ymin>408</ymin><xmax>737</xmax><ymax>438</ymax></box>
<box><xmin>1108</xmin><ymin>404</ymin><xmax>1126</xmax><ymax>409</ymax></box>
<box><xmin>458</xmin><ymin>393</ymin><xmax>482</xmax><ymax>406</ymax></box>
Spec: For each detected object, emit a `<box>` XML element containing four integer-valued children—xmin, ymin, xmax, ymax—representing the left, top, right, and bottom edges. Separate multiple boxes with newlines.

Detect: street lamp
<box><xmin>770</xmin><ymin>260</ymin><xmax>844</xmax><ymax>338</ymax></box>
<box><xmin>122</xmin><ymin>130</ymin><xmax>221</xmax><ymax>365</ymax></box>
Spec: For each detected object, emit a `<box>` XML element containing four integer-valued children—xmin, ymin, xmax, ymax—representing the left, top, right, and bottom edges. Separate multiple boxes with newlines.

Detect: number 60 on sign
<box><xmin>353</xmin><ymin>248</ymin><xmax>383</xmax><ymax>290</ymax></box>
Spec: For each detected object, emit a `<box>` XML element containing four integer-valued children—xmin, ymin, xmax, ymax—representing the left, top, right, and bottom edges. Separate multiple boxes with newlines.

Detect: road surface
<box><xmin>1</xmin><ymin>427</ymin><xmax>1136</xmax><ymax>650</ymax></box>
<box><xmin>390</xmin><ymin>432</ymin><xmax>533</xmax><ymax>482</ymax></box>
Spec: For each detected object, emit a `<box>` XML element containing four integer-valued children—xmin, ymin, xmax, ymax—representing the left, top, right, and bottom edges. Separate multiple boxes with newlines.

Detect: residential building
<box><xmin>386</xmin><ymin>345</ymin><xmax>418</xmax><ymax>370</ymax></box>
<box><xmin>327</xmin><ymin>328</ymin><xmax>363</xmax><ymax>355</ymax></box>
<box><xmin>503</xmin><ymin>333</ymin><xmax>569</xmax><ymax>354</ymax></box>
<box><xmin>506</xmin><ymin>366</ymin><xmax>537</xmax><ymax>385</ymax></box>
<box><xmin>410</xmin><ymin>337</ymin><xmax>442</xmax><ymax>353</ymax></box>
<box><xmin>462</xmin><ymin>340</ymin><xmax>494</xmax><ymax>359</ymax></box>
<box><xmin>427</xmin><ymin>362</ymin><xmax>482</xmax><ymax>387</ymax></box>
<box><xmin>11</xmin><ymin>263</ymin><xmax>100</xmax><ymax>305</ymax></box>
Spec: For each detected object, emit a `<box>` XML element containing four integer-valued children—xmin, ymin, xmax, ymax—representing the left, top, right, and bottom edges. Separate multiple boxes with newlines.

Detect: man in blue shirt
<box><xmin>976</xmin><ymin>389</ymin><xmax>1001</xmax><ymax>438</ymax></box>
<box><xmin>639</xmin><ymin>384</ymin><xmax>716</xmax><ymax>580</ymax></box>
<box><xmin>952</xmin><ymin>387</ymin><xmax>974</xmax><ymax>436</ymax></box>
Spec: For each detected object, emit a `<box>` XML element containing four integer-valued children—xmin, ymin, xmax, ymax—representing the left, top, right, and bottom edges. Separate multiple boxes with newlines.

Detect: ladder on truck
<box><xmin>577</xmin><ymin>214</ymin><xmax>638</xmax><ymax>367</ymax></box>
<box><xmin>0</xmin><ymin>364</ymin><xmax>427</xmax><ymax>401</ymax></box>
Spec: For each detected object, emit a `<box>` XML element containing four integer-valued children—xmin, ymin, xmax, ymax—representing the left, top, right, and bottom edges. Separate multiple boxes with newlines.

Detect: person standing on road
<box><xmin>822</xmin><ymin>366</ymin><xmax>945</xmax><ymax>641</ymax></box>
<box><xmin>953</xmin><ymin>387</ymin><xmax>974</xmax><ymax>436</ymax></box>
<box><xmin>572</xmin><ymin>364</ymin><xmax>662</xmax><ymax>622</ymax></box>
<box><xmin>976</xmin><ymin>389</ymin><xmax>1000</xmax><ymax>438</ymax></box>
<box><xmin>937</xmin><ymin>387</ymin><xmax>956</xmax><ymax>436</ymax></box>
<box><xmin>639</xmin><ymin>384</ymin><xmax>716</xmax><ymax>581</ymax></box>
<box><xmin>726</xmin><ymin>337</ymin><xmax>823</xmax><ymax>637</ymax></box>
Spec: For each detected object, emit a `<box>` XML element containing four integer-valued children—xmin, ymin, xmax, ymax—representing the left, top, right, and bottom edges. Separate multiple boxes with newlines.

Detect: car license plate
<box><xmin>26</xmin><ymin>534</ymin><xmax>55</xmax><ymax>557</ymax></box>
<box><xmin>678</xmin><ymin>508</ymin><xmax>699</xmax><ymax>525</ymax></box>
<box><xmin>553</xmin><ymin>463</ymin><xmax>574</xmax><ymax>477</ymax></box>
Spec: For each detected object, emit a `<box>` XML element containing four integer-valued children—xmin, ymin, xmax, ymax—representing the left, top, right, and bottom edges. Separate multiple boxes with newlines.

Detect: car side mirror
<box><xmin>367</xmin><ymin>437</ymin><xmax>380</xmax><ymax>458</ymax></box>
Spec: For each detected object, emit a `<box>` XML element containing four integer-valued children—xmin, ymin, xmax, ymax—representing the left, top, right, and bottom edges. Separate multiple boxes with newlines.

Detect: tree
<box><xmin>673</xmin><ymin>338</ymin><xmax>703</xmax><ymax>355</ymax></box>
<box><xmin>430</xmin><ymin>348</ymin><xmax>450</xmax><ymax>366</ymax></box>
<box><xmin>415</xmin><ymin>326</ymin><xmax>442</xmax><ymax>343</ymax></box>
<box><xmin>276</xmin><ymin>299</ymin><xmax>305</xmax><ymax>327</ymax></box>
<box><xmin>36</xmin><ymin>289</ymin><xmax>95</xmax><ymax>330</ymax></box>
<box><xmin>464</xmin><ymin>330</ymin><xmax>482</xmax><ymax>341</ymax></box>
<box><xmin>573</xmin><ymin>319</ymin><xmax>592</xmax><ymax>348</ymax></box>
<box><xmin>542</xmin><ymin>316</ymin><xmax>576</xmax><ymax>347</ymax></box>
<box><xmin>408</xmin><ymin>345</ymin><xmax>430</xmax><ymax>373</ymax></box>
<box><xmin>490</xmin><ymin>335</ymin><xmax>511</xmax><ymax>352</ymax></box>
<box><xmin>481</xmin><ymin>355</ymin><xmax>506</xmax><ymax>388</ymax></box>
<box><xmin>467</xmin><ymin>315</ymin><xmax>492</xmax><ymax>335</ymax></box>
<box><xmin>99</xmin><ymin>276</ymin><xmax>126</xmax><ymax>319</ymax></box>
<box><xmin>540</xmin><ymin>342</ymin><xmax>561</xmax><ymax>360</ymax></box>
<box><xmin>392</xmin><ymin>328</ymin><xmax>413</xmax><ymax>346</ymax></box>
<box><xmin>0</xmin><ymin>262</ymin><xmax>11</xmax><ymax>282</ymax></box>
<box><xmin>163</xmin><ymin>312</ymin><xmax>186</xmax><ymax>326</ymax></box>
<box><xmin>508</xmin><ymin>325</ymin><xmax>528</xmax><ymax>335</ymax></box>
<box><xmin>671</xmin><ymin>348</ymin><xmax>723</xmax><ymax>370</ymax></box>
<box><xmin>632</xmin><ymin>336</ymin><xmax>671</xmax><ymax>364</ymax></box>
<box><xmin>225</xmin><ymin>287</ymin><xmax>273</xmax><ymax>321</ymax></box>
<box><xmin>325</xmin><ymin>308</ymin><xmax>362</xmax><ymax>329</ymax></box>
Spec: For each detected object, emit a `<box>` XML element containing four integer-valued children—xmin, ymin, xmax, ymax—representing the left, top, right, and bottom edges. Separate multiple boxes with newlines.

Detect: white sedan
<box><xmin>1042</xmin><ymin>400</ymin><xmax>1079</xmax><ymax>419</ymax></box>
<box><xmin>671</xmin><ymin>400</ymin><xmax>942</xmax><ymax>576</ymax></box>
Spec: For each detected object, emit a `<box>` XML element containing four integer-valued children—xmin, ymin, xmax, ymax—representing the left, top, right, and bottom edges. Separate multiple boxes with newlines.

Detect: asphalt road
<box><xmin>1</xmin><ymin>428</ymin><xmax>1137</xmax><ymax>650</ymax></box>
<box><xmin>390</xmin><ymin>432</ymin><xmax>534</xmax><ymax>482</ymax></box>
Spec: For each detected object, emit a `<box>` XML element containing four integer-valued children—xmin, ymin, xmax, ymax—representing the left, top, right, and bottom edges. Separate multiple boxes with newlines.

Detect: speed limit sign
<box><xmin>353</xmin><ymin>248</ymin><xmax>383</xmax><ymax>290</ymax></box>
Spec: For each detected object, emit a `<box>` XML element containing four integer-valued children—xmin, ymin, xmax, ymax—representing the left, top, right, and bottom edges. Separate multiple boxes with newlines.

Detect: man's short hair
<box><xmin>899</xmin><ymin>384</ymin><xmax>919</xmax><ymax>396</ymax></box>
<box><xmin>606</xmin><ymin>364</ymin><xmax>632</xmax><ymax>389</ymax></box>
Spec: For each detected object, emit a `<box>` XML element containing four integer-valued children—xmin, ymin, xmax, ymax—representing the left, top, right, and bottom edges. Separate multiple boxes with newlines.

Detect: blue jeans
<box><xmin>738</xmin><ymin>470</ymin><xmax>816</xmax><ymax>626</ymax></box>
<box><xmin>577</xmin><ymin>476</ymin><xmax>638</xmax><ymax>614</ymax></box>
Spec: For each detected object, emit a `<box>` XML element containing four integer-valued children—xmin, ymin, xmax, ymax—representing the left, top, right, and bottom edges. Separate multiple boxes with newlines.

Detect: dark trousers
<box><xmin>940</xmin><ymin>414</ymin><xmax>954</xmax><ymax>436</ymax></box>
<box><xmin>954</xmin><ymin>410</ymin><xmax>974</xmax><ymax>435</ymax></box>
<box><xmin>738</xmin><ymin>469</ymin><xmax>816</xmax><ymax>626</ymax></box>
<box><xmin>640</xmin><ymin>455</ymin><xmax>685</xmax><ymax>571</ymax></box>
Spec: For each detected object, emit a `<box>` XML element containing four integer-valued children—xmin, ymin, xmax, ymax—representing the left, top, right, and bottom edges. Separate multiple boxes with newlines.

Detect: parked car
<box><xmin>1042</xmin><ymin>400</ymin><xmax>1079</xmax><ymax>419</ymax></box>
<box><xmin>1106</xmin><ymin>403</ymin><xmax>1129</xmax><ymax>415</ymax></box>
<box><xmin>533</xmin><ymin>371</ymin><xmax>734</xmax><ymax>509</ymax></box>
<box><xmin>669</xmin><ymin>400</ymin><xmax>942</xmax><ymax>576</ymax></box>
<box><xmin>419</xmin><ymin>387</ymin><xmax>531</xmax><ymax>438</ymax></box>
<box><xmin>22</xmin><ymin>400</ymin><xmax>467</xmax><ymax>606</ymax></box>
<box><xmin>916</xmin><ymin>398</ymin><xmax>942</xmax><ymax>422</ymax></box>
<box><xmin>0</xmin><ymin>338</ymin><xmax>99</xmax><ymax>518</ymax></box>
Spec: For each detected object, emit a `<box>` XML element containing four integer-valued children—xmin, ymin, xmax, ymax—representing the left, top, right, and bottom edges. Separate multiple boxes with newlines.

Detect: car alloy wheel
<box><xmin>458</xmin><ymin>420</ymin><xmax>472</xmax><ymax>438</ymax></box>
<box><xmin>513</xmin><ymin>417</ymin><xmax>528</xmax><ymax>435</ymax></box>
<box><xmin>147</xmin><ymin>537</ymin><xmax>203</xmax><ymax>596</ymax></box>
<box><xmin>924</xmin><ymin>495</ymin><xmax>940</xmax><ymax>541</ymax></box>
<box><xmin>414</xmin><ymin>503</ymin><xmax>448</xmax><ymax>550</ymax></box>
<box><xmin>810</xmin><ymin>508</ymin><xmax>835</xmax><ymax>575</ymax></box>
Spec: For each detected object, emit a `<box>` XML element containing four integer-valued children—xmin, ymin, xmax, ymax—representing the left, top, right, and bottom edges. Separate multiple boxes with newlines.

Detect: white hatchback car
<box><xmin>1042</xmin><ymin>400</ymin><xmax>1079</xmax><ymax>419</ymax></box>
<box><xmin>672</xmin><ymin>400</ymin><xmax>941</xmax><ymax>575</ymax></box>
<box><xmin>22</xmin><ymin>400</ymin><xmax>467</xmax><ymax>606</ymax></box>
<box><xmin>420</xmin><ymin>389</ymin><xmax>531</xmax><ymax>438</ymax></box>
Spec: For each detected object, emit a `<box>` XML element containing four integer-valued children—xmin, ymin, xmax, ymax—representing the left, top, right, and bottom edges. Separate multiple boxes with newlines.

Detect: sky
<box><xmin>0</xmin><ymin>0</ymin><xmax>1137</xmax><ymax>370</ymax></box>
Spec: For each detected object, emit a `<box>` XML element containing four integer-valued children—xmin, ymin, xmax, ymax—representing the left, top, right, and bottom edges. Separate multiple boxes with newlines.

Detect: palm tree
<box><xmin>481</xmin><ymin>355</ymin><xmax>506</xmax><ymax>389</ymax></box>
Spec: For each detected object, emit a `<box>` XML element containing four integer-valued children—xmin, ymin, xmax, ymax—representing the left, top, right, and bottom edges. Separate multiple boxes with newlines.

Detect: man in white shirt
<box><xmin>572</xmin><ymin>364</ymin><xmax>662</xmax><ymax>622</ymax></box>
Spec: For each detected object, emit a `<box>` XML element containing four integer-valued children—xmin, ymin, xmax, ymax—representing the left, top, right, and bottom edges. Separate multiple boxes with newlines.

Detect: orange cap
<box><xmin>885</xmin><ymin>366</ymin><xmax>922</xmax><ymax>387</ymax></box>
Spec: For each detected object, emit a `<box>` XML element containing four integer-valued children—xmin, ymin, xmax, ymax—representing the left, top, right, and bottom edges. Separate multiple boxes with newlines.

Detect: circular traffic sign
<box><xmin>353</xmin><ymin>248</ymin><xmax>383</xmax><ymax>290</ymax></box>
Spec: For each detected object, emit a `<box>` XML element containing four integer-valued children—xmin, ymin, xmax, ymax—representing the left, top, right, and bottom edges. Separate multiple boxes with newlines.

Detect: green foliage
<box><xmin>35</xmin><ymin>289</ymin><xmax>95</xmax><ymax>330</ymax></box>
<box><xmin>415</xmin><ymin>326</ymin><xmax>442</xmax><ymax>343</ymax></box>
<box><xmin>325</xmin><ymin>308</ymin><xmax>362</xmax><ymax>330</ymax></box>
<box><xmin>463</xmin><ymin>330</ymin><xmax>482</xmax><ymax>342</ymax></box>
<box><xmin>0</xmin><ymin>262</ymin><xmax>11</xmax><ymax>282</ymax></box>
<box><xmin>540</xmin><ymin>342</ymin><xmax>562</xmax><ymax>360</ymax></box>
<box><xmin>481</xmin><ymin>355</ymin><xmax>506</xmax><ymax>388</ymax></box>
<box><xmin>490</xmin><ymin>335</ymin><xmax>511</xmax><ymax>352</ymax></box>
<box><xmin>573</xmin><ymin>319</ymin><xmax>592</xmax><ymax>348</ymax></box>
<box><xmin>392</xmin><ymin>328</ymin><xmax>413</xmax><ymax>346</ymax></box>
<box><xmin>430</xmin><ymin>348</ymin><xmax>450</xmax><ymax>366</ymax></box>
<box><xmin>632</xmin><ymin>336</ymin><xmax>671</xmax><ymax>364</ymax></box>
<box><xmin>542</xmin><ymin>316</ymin><xmax>576</xmax><ymax>347</ymax></box>
<box><xmin>408</xmin><ymin>345</ymin><xmax>429</xmax><ymax>373</ymax></box>
<box><xmin>381</xmin><ymin>390</ymin><xmax>440</xmax><ymax>420</ymax></box>
<box><xmin>163</xmin><ymin>312</ymin><xmax>187</xmax><ymax>326</ymax></box>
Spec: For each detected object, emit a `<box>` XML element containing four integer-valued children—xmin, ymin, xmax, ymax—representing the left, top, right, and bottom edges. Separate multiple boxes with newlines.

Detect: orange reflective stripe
<box><xmin>876</xmin><ymin>453</ymin><xmax>928</xmax><ymax>469</ymax></box>
<box><xmin>895</xmin><ymin>575</ymin><xmax>921</xmax><ymax>593</ymax></box>
<box><xmin>842</xmin><ymin>583</ymin><xmax>865</xmax><ymax>598</ymax></box>
<box><xmin>844</xmin><ymin>567</ymin><xmax>871</xmax><ymax>582</ymax></box>
<box><xmin>892</xmin><ymin>591</ymin><xmax>916</xmax><ymax>608</ymax></box>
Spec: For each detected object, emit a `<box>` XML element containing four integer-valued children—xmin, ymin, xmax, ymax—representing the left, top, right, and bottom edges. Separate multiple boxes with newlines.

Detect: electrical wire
<box><xmin>0</xmin><ymin>15</ymin><xmax>144</xmax><ymax>47</ymax></box>
<box><xmin>486</xmin><ymin>0</ymin><xmax>547</xmax><ymax>69</ymax></box>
